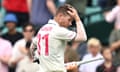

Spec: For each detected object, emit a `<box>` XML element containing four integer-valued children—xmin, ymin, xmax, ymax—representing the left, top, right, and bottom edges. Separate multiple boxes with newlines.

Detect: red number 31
<box><xmin>37</xmin><ymin>34</ymin><xmax>49</xmax><ymax>56</ymax></box>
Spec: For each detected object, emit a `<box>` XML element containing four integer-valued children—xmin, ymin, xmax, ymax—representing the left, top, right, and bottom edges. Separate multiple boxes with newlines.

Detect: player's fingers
<box><xmin>68</xmin><ymin>7</ymin><xmax>77</xmax><ymax>13</ymax></box>
<box><xmin>67</xmin><ymin>11</ymin><xmax>73</xmax><ymax>15</ymax></box>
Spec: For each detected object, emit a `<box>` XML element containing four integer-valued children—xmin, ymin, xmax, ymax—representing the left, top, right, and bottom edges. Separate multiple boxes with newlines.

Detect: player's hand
<box><xmin>65</xmin><ymin>62</ymin><xmax>78</xmax><ymax>70</ymax></box>
<box><xmin>67</xmin><ymin>6</ymin><xmax>80</xmax><ymax>21</ymax></box>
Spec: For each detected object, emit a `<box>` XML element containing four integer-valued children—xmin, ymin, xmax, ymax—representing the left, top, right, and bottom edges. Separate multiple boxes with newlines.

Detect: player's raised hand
<box><xmin>67</xmin><ymin>6</ymin><xmax>80</xmax><ymax>21</ymax></box>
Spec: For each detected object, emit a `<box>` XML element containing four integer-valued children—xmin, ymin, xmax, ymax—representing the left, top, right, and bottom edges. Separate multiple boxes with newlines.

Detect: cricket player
<box><xmin>30</xmin><ymin>4</ymin><xmax>87</xmax><ymax>72</ymax></box>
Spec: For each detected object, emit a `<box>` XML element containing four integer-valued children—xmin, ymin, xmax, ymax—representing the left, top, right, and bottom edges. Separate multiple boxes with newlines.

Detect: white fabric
<box><xmin>11</xmin><ymin>38</ymin><xmax>34</xmax><ymax>63</ymax></box>
<box><xmin>11</xmin><ymin>39</ymin><xmax>26</xmax><ymax>61</ymax></box>
<box><xmin>33</xmin><ymin>19</ymin><xmax>76</xmax><ymax>72</ymax></box>
<box><xmin>79</xmin><ymin>53</ymin><xmax>104</xmax><ymax>72</ymax></box>
<box><xmin>16</xmin><ymin>56</ymin><xmax>39</xmax><ymax>72</ymax></box>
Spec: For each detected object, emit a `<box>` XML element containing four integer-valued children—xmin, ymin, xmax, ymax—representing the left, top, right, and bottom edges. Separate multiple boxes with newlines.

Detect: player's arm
<box><xmin>67</xmin><ymin>7</ymin><xmax>87</xmax><ymax>42</ymax></box>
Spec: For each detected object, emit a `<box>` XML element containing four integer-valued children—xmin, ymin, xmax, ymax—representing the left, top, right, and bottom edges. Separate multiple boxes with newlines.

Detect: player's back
<box><xmin>36</xmin><ymin>20</ymin><xmax>67</xmax><ymax>72</ymax></box>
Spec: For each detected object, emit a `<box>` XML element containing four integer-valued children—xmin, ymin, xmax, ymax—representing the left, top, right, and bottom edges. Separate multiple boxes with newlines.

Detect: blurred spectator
<box><xmin>109</xmin><ymin>33</ymin><xmax>120</xmax><ymax>66</ymax></box>
<box><xmin>16</xmin><ymin>41</ymin><xmax>39</xmax><ymax>72</ymax></box>
<box><xmin>65</xmin><ymin>47</ymin><xmax>79</xmax><ymax>72</ymax></box>
<box><xmin>28</xmin><ymin>0</ymin><xmax>56</xmax><ymax>31</ymax></box>
<box><xmin>77</xmin><ymin>42</ymin><xmax>87</xmax><ymax>60</ymax></box>
<box><xmin>96</xmin><ymin>48</ymin><xmax>117</xmax><ymax>72</ymax></box>
<box><xmin>79</xmin><ymin>38</ymin><xmax>104</xmax><ymax>72</ymax></box>
<box><xmin>3</xmin><ymin>0</ymin><xmax>29</xmax><ymax>26</ymax></box>
<box><xmin>104</xmin><ymin>0</ymin><xmax>120</xmax><ymax>66</ymax></box>
<box><xmin>105</xmin><ymin>0</ymin><xmax>120</xmax><ymax>30</ymax></box>
<box><xmin>9</xmin><ymin>24</ymin><xmax>34</xmax><ymax>71</ymax></box>
<box><xmin>0</xmin><ymin>37</ymin><xmax>12</xmax><ymax>72</ymax></box>
<box><xmin>9</xmin><ymin>24</ymin><xmax>35</xmax><ymax>69</ymax></box>
<box><xmin>2</xmin><ymin>13</ymin><xmax>23</xmax><ymax>46</ymax></box>
<box><xmin>99</xmin><ymin>0</ymin><xmax>120</xmax><ymax>68</ymax></box>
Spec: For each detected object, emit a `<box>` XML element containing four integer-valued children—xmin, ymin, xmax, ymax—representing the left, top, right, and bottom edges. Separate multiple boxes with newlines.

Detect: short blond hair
<box><xmin>87</xmin><ymin>38</ymin><xmax>101</xmax><ymax>48</ymax></box>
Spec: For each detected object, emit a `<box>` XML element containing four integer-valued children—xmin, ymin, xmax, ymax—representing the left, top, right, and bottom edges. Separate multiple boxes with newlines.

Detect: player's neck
<box><xmin>54</xmin><ymin>17</ymin><xmax>63</xmax><ymax>27</ymax></box>
<box><xmin>54</xmin><ymin>17</ymin><xmax>59</xmax><ymax>24</ymax></box>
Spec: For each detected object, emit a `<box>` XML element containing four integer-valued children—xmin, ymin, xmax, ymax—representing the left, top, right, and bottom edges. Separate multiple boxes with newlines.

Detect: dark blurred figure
<box><xmin>98</xmin><ymin>0</ymin><xmax>107</xmax><ymax>9</ymax></box>
<box><xmin>87</xmin><ymin>0</ymin><xmax>93</xmax><ymax>7</ymax></box>
<box><xmin>77</xmin><ymin>42</ymin><xmax>87</xmax><ymax>60</ymax></box>
<box><xmin>106</xmin><ymin>0</ymin><xmax>117</xmax><ymax>8</ymax></box>
<box><xmin>2</xmin><ymin>13</ymin><xmax>23</xmax><ymax>46</ymax></box>
<box><xmin>3</xmin><ymin>0</ymin><xmax>29</xmax><ymax>26</ymax></box>
<box><xmin>96</xmin><ymin>48</ymin><xmax>117</xmax><ymax>72</ymax></box>
<box><xmin>98</xmin><ymin>0</ymin><xmax>116</xmax><ymax>9</ymax></box>
<box><xmin>28</xmin><ymin>0</ymin><xmax>56</xmax><ymax>32</ymax></box>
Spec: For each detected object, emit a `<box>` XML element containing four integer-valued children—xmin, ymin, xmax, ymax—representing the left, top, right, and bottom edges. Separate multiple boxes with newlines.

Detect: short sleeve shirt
<box><xmin>33</xmin><ymin>19</ymin><xmax>76</xmax><ymax>72</ymax></box>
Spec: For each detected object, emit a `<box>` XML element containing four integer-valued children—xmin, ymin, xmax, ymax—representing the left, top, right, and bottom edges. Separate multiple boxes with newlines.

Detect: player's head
<box><xmin>101</xmin><ymin>47</ymin><xmax>112</xmax><ymax>61</ymax></box>
<box><xmin>23</xmin><ymin>23</ymin><xmax>35</xmax><ymax>40</ymax></box>
<box><xmin>54</xmin><ymin>4</ymin><xmax>74</xmax><ymax>28</ymax></box>
<box><xmin>87</xmin><ymin>38</ymin><xmax>101</xmax><ymax>56</ymax></box>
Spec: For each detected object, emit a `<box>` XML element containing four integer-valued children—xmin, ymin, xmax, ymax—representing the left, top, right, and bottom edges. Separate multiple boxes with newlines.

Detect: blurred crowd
<box><xmin>0</xmin><ymin>0</ymin><xmax>120</xmax><ymax>72</ymax></box>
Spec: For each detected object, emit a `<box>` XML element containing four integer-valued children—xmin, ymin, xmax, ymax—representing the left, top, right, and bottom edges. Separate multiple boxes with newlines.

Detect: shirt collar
<box><xmin>48</xmin><ymin>19</ymin><xmax>59</xmax><ymax>26</ymax></box>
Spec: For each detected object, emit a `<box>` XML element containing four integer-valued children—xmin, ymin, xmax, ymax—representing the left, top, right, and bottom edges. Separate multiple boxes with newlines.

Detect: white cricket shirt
<box><xmin>33</xmin><ymin>19</ymin><xmax>76</xmax><ymax>72</ymax></box>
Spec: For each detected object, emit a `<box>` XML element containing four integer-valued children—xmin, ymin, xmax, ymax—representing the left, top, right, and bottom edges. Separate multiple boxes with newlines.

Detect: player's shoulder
<box><xmin>54</xmin><ymin>26</ymin><xmax>70</xmax><ymax>33</ymax></box>
<box><xmin>38</xmin><ymin>24</ymin><xmax>54</xmax><ymax>32</ymax></box>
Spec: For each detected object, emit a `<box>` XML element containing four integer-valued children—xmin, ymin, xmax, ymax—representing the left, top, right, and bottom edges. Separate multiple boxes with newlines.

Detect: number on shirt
<box><xmin>37</xmin><ymin>34</ymin><xmax>49</xmax><ymax>56</ymax></box>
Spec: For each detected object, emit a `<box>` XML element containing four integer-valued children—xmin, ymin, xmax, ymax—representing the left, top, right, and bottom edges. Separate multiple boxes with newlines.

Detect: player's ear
<box><xmin>57</xmin><ymin>13</ymin><xmax>64</xmax><ymax>18</ymax></box>
<box><xmin>57</xmin><ymin>13</ymin><xmax>64</xmax><ymax>22</ymax></box>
